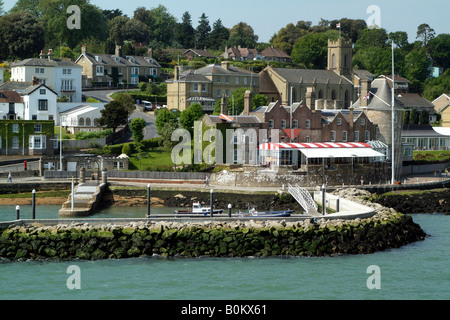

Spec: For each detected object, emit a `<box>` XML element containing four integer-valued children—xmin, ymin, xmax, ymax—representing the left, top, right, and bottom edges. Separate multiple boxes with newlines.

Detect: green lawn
<box><xmin>129</xmin><ymin>148</ymin><xmax>175</xmax><ymax>171</ymax></box>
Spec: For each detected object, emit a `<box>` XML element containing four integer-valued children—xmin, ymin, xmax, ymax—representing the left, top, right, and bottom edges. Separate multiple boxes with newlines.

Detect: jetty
<box><xmin>58</xmin><ymin>181</ymin><xmax>108</xmax><ymax>217</ymax></box>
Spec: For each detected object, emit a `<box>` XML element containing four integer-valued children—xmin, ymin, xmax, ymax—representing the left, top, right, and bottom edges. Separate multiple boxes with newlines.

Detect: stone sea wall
<box><xmin>0</xmin><ymin>211</ymin><xmax>426</xmax><ymax>261</ymax></box>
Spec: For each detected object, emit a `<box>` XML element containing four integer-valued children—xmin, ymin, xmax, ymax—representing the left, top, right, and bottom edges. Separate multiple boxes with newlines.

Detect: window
<box><xmin>193</xmin><ymin>83</ymin><xmax>199</xmax><ymax>92</ymax></box>
<box><xmin>29</xmin><ymin>135</ymin><xmax>46</xmax><ymax>149</ymax></box>
<box><xmin>96</xmin><ymin>66</ymin><xmax>104</xmax><ymax>75</ymax></box>
<box><xmin>337</xmin><ymin>118</ymin><xmax>342</xmax><ymax>125</ymax></box>
<box><xmin>38</xmin><ymin>100</ymin><xmax>48</xmax><ymax>111</ymax></box>
<box><xmin>217</xmin><ymin>76</ymin><xmax>221</xmax><ymax>83</ymax></box>
<box><xmin>269</xmin><ymin>120</ymin><xmax>274</xmax><ymax>129</ymax></box>
<box><xmin>131</xmin><ymin>67</ymin><xmax>139</xmax><ymax>75</ymax></box>
<box><xmin>342</xmin><ymin>131</ymin><xmax>347</xmax><ymax>142</ymax></box>
<box><xmin>365</xmin><ymin>130</ymin><xmax>370</xmax><ymax>142</ymax></box>
<box><xmin>61</xmin><ymin>80</ymin><xmax>73</xmax><ymax>91</ymax></box>
<box><xmin>281</xmin><ymin>120</ymin><xmax>286</xmax><ymax>129</ymax></box>
<box><xmin>35</xmin><ymin>68</ymin><xmax>44</xmax><ymax>74</ymax></box>
<box><xmin>62</xmin><ymin>69</ymin><xmax>72</xmax><ymax>75</ymax></box>
<box><xmin>293</xmin><ymin>120</ymin><xmax>298</xmax><ymax>129</ymax></box>
<box><xmin>34</xmin><ymin>124</ymin><xmax>42</xmax><ymax>132</ymax></box>
<box><xmin>244</xmin><ymin>77</ymin><xmax>248</xmax><ymax>85</ymax></box>
<box><xmin>86</xmin><ymin>118</ymin><xmax>91</xmax><ymax>126</ymax></box>
<box><xmin>225</xmin><ymin>76</ymin><xmax>229</xmax><ymax>84</ymax></box>
<box><xmin>12</xmin><ymin>136</ymin><xmax>19</xmax><ymax>149</ymax></box>
<box><xmin>354</xmin><ymin>131</ymin><xmax>359</xmax><ymax>142</ymax></box>
<box><xmin>331</xmin><ymin>131</ymin><xmax>336</xmax><ymax>142</ymax></box>
<box><xmin>361</xmin><ymin>118</ymin><xmax>365</xmax><ymax>126</ymax></box>
<box><xmin>12</xmin><ymin>124</ymin><xmax>19</xmax><ymax>133</ymax></box>
<box><xmin>40</xmin><ymin>89</ymin><xmax>46</xmax><ymax>95</ymax></box>
<box><xmin>79</xmin><ymin>118</ymin><xmax>84</xmax><ymax>126</ymax></box>
<box><xmin>306</xmin><ymin>119</ymin><xmax>311</xmax><ymax>129</ymax></box>
<box><xmin>32</xmin><ymin>115</ymin><xmax>37</xmax><ymax>120</ymax></box>
<box><xmin>217</xmin><ymin>89</ymin><xmax>221</xmax><ymax>97</ymax></box>
<box><xmin>201</xmin><ymin>84</ymin><xmax>207</xmax><ymax>92</ymax></box>
<box><xmin>235</xmin><ymin>77</ymin><xmax>239</xmax><ymax>84</ymax></box>
<box><xmin>305</xmin><ymin>136</ymin><xmax>310</xmax><ymax>143</ymax></box>
<box><xmin>131</xmin><ymin>77</ymin><xmax>139</xmax><ymax>84</ymax></box>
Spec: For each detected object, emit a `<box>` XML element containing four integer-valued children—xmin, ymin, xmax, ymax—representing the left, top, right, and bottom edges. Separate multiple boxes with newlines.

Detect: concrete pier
<box><xmin>58</xmin><ymin>181</ymin><xmax>108</xmax><ymax>217</ymax></box>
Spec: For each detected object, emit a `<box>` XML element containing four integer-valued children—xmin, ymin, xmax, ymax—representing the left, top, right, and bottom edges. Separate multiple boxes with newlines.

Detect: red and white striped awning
<box><xmin>259</xmin><ymin>142</ymin><xmax>372</xmax><ymax>150</ymax></box>
<box><xmin>219</xmin><ymin>114</ymin><xmax>234</xmax><ymax>122</ymax></box>
<box><xmin>259</xmin><ymin>142</ymin><xmax>385</xmax><ymax>158</ymax></box>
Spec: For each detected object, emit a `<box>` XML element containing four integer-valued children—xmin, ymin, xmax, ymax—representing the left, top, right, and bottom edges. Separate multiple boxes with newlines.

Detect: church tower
<box><xmin>327</xmin><ymin>39</ymin><xmax>353</xmax><ymax>79</ymax></box>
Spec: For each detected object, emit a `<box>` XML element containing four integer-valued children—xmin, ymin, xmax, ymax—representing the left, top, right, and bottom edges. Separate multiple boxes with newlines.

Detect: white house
<box><xmin>59</xmin><ymin>103</ymin><xmax>106</xmax><ymax>134</ymax></box>
<box><xmin>0</xmin><ymin>90</ymin><xmax>24</xmax><ymax>120</ymax></box>
<box><xmin>0</xmin><ymin>67</ymin><xmax>4</xmax><ymax>84</ymax></box>
<box><xmin>21</xmin><ymin>84</ymin><xmax>58</xmax><ymax>121</ymax></box>
<box><xmin>10</xmin><ymin>49</ymin><xmax>83</xmax><ymax>102</ymax></box>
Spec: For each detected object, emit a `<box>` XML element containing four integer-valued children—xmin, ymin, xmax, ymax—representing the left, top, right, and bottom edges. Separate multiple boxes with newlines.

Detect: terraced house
<box><xmin>75</xmin><ymin>45</ymin><xmax>161</xmax><ymax>88</ymax></box>
<box><xmin>166</xmin><ymin>61</ymin><xmax>259</xmax><ymax>112</ymax></box>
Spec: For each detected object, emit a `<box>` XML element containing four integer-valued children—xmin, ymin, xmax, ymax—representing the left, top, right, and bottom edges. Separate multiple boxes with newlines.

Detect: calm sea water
<box><xmin>0</xmin><ymin>205</ymin><xmax>449</xmax><ymax>301</ymax></box>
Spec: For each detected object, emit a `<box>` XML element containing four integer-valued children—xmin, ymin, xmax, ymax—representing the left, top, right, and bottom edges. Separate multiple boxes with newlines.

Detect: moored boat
<box><xmin>174</xmin><ymin>202</ymin><xmax>223</xmax><ymax>215</ymax></box>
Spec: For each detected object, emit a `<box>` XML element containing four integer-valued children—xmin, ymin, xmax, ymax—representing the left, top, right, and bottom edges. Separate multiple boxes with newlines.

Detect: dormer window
<box><xmin>95</xmin><ymin>56</ymin><xmax>102</xmax><ymax>62</ymax></box>
<box><xmin>127</xmin><ymin>56</ymin><xmax>135</xmax><ymax>63</ymax></box>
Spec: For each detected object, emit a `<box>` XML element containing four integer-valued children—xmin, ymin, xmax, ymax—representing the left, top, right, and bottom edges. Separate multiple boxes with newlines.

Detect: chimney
<box><xmin>221</xmin><ymin>60</ymin><xmax>230</xmax><ymax>70</ymax></box>
<box><xmin>81</xmin><ymin>44</ymin><xmax>87</xmax><ymax>55</ymax></box>
<box><xmin>32</xmin><ymin>76</ymin><xmax>39</xmax><ymax>86</ymax></box>
<box><xmin>39</xmin><ymin>50</ymin><xmax>45</xmax><ymax>59</ymax></box>
<box><xmin>48</xmin><ymin>49</ymin><xmax>53</xmax><ymax>61</ymax></box>
<box><xmin>360</xmin><ymin>79</ymin><xmax>371</xmax><ymax>107</ymax></box>
<box><xmin>147</xmin><ymin>48</ymin><xmax>153</xmax><ymax>58</ymax></box>
<box><xmin>243</xmin><ymin>90</ymin><xmax>252</xmax><ymax>115</ymax></box>
<box><xmin>220</xmin><ymin>94</ymin><xmax>228</xmax><ymax>115</ymax></box>
<box><xmin>174</xmin><ymin>65</ymin><xmax>179</xmax><ymax>81</ymax></box>
<box><xmin>305</xmin><ymin>86</ymin><xmax>316</xmax><ymax>110</ymax></box>
<box><xmin>349</xmin><ymin>107</ymin><xmax>354</xmax><ymax>128</ymax></box>
<box><xmin>115</xmin><ymin>45</ymin><xmax>122</xmax><ymax>57</ymax></box>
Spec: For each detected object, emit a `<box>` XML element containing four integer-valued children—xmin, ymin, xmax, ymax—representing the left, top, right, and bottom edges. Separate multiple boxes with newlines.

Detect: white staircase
<box><xmin>288</xmin><ymin>184</ymin><xmax>320</xmax><ymax>216</ymax></box>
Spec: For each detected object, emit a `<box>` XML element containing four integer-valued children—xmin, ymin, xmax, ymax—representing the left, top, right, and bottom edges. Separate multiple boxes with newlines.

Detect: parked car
<box><xmin>143</xmin><ymin>101</ymin><xmax>154</xmax><ymax>111</ymax></box>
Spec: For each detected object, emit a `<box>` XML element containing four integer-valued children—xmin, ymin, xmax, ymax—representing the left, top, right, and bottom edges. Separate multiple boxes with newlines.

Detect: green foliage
<box><xmin>155</xmin><ymin>108</ymin><xmax>179</xmax><ymax>147</ymax></box>
<box><xmin>98</xmin><ymin>100</ymin><xmax>129</xmax><ymax>133</ymax></box>
<box><xmin>121</xmin><ymin>143</ymin><xmax>133</xmax><ymax>156</ymax></box>
<box><xmin>75</xmin><ymin>129</ymin><xmax>113</xmax><ymax>140</ymax></box>
<box><xmin>130</xmin><ymin>117</ymin><xmax>146</xmax><ymax>143</ymax></box>
<box><xmin>422</xmin><ymin>70</ymin><xmax>450</xmax><ymax>101</ymax></box>
<box><xmin>291</xmin><ymin>32</ymin><xmax>328</xmax><ymax>69</ymax></box>
<box><xmin>179</xmin><ymin>103</ymin><xmax>204</xmax><ymax>134</ymax></box>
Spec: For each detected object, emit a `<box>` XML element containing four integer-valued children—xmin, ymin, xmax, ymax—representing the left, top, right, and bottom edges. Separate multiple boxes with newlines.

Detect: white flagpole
<box><xmin>391</xmin><ymin>40</ymin><xmax>395</xmax><ymax>184</ymax></box>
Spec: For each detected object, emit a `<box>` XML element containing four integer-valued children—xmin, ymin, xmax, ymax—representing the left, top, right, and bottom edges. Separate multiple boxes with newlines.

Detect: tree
<box><xmin>429</xmin><ymin>34</ymin><xmax>450</xmax><ymax>71</ymax></box>
<box><xmin>38</xmin><ymin>0</ymin><xmax>108</xmax><ymax>48</ymax></box>
<box><xmin>9</xmin><ymin>0</ymin><xmax>42</xmax><ymax>18</ymax></box>
<box><xmin>416</xmin><ymin>23</ymin><xmax>435</xmax><ymax>47</ymax></box>
<box><xmin>291</xmin><ymin>32</ymin><xmax>328</xmax><ymax>69</ymax></box>
<box><xmin>213</xmin><ymin>88</ymin><xmax>266</xmax><ymax>115</ymax></box>
<box><xmin>155</xmin><ymin>108</ymin><xmax>179</xmax><ymax>148</ymax></box>
<box><xmin>403</xmin><ymin>110</ymin><xmax>410</xmax><ymax>125</ymax></box>
<box><xmin>0</xmin><ymin>12</ymin><xmax>45</xmax><ymax>60</ymax></box>
<box><xmin>137</xmin><ymin>5</ymin><xmax>176</xmax><ymax>48</ymax></box>
<box><xmin>405</xmin><ymin>47</ymin><xmax>432</xmax><ymax>84</ymax></box>
<box><xmin>113</xmin><ymin>92</ymin><xmax>136</xmax><ymax>114</ymax></box>
<box><xmin>98</xmin><ymin>101</ymin><xmax>129</xmax><ymax>133</ymax></box>
<box><xmin>389</xmin><ymin>31</ymin><xmax>409</xmax><ymax>49</ymax></box>
<box><xmin>410</xmin><ymin>108</ymin><xmax>419</xmax><ymax>124</ymax></box>
<box><xmin>227</xmin><ymin>22</ymin><xmax>258</xmax><ymax>48</ymax></box>
<box><xmin>176</xmin><ymin>11</ymin><xmax>195</xmax><ymax>48</ymax></box>
<box><xmin>354</xmin><ymin>28</ymin><xmax>389</xmax><ymax>52</ymax></box>
<box><xmin>419</xmin><ymin>109</ymin><xmax>429</xmax><ymax>125</ymax></box>
<box><xmin>130</xmin><ymin>117</ymin><xmax>146</xmax><ymax>143</ymax></box>
<box><xmin>180</xmin><ymin>103</ymin><xmax>204</xmax><ymax>135</ymax></box>
<box><xmin>270</xmin><ymin>21</ymin><xmax>311</xmax><ymax>55</ymax></box>
<box><xmin>196</xmin><ymin>13</ymin><xmax>211</xmax><ymax>49</ymax></box>
<box><xmin>208</xmin><ymin>19</ymin><xmax>230</xmax><ymax>50</ymax></box>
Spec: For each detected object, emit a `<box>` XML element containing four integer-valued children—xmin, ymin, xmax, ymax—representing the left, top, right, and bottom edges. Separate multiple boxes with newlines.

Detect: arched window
<box><xmin>344</xmin><ymin>54</ymin><xmax>348</xmax><ymax>68</ymax></box>
<box><xmin>318</xmin><ymin>89</ymin><xmax>323</xmax><ymax>99</ymax></box>
<box><xmin>79</xmin><ymin>117</ymin><xmax>84</xmax><ymax>126</ymax></box>
<box><xmin>332</xmin><ymin>54</ymin><xmax>336</xmax><ymax>68</ymax></box>
<box><xmin>86</xmin><ymin>118</ymin><xmax>91</xmax><ymax>126</ymax></box>
<box><xmin>331</xmin><ymin>90</ymin><xmax>337</xmax><ymax>100</ymax></box>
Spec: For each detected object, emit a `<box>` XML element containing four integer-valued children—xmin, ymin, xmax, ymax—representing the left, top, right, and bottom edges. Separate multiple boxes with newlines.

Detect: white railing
<box><xmin>288</xmin><ymin>183</ymin><xmax>319</xmax><ymax>216</ymax></box>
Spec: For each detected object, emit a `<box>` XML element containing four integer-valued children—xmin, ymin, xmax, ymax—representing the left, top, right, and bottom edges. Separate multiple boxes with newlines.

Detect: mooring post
<box><xmin>336</xmin><ymin>196</ymin><xmax>340</xmax><ymax>213</ymax></box>
<box><xmin>147</xmin><ymin>184</ymin><xmax>151</xmax><ymax>218</ymax></box>
<box><xmin>71</xmin><ymin>176</ymin><xmax>74</xmax><ymax>211</ymax></box>
<box><xmin>228</xmin><ymin>203</ymin><xmax>232</xmax><ymax>217</ymax></box>
<box><xmin>16</xmin><ymin>205</ymin><xmax>20</xmax><ymax>220</ymax></box>
<box><xmin>32</xmin><ymin>189</ymin><xmax>36</xmax><ymax>219</ymax></box>
<box><xmin>210</xmin><ymin>188</ymin><xmax>214</xmax><ymax>218</ymax></box>
<box><xmin>321</xmin><ymin>184</ymin><xmax>326</xmax><ymax>215</ymax></box>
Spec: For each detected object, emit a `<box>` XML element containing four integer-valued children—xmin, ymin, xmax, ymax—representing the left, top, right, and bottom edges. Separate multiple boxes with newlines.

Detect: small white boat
<box><xmin>174</xmin><ymin>202</ymin><xmax>223</xmax><ymax>215</ymax></box>
<box><xmin>238</xmin><ymin>208</ymin><xmax>293</xmax><ymax>217</ymax></box>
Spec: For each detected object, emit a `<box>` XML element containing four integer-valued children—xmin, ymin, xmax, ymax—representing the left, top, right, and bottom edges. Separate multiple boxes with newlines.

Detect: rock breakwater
<box><xmin>0</xmin><ymin>211</ymin><xmax>425</xmax><ymax>261</ymax></box>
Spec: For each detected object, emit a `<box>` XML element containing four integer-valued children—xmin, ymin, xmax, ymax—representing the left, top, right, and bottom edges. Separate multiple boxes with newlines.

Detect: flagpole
<box><xmin>391</xmin><ymin>40</ymin><xmax>395</xmax><ymax>184</ymax></box>
<box><xmin>290</xmin><ymin>86</ymin><xmax>293</xmax><ymax>142</ymax></box>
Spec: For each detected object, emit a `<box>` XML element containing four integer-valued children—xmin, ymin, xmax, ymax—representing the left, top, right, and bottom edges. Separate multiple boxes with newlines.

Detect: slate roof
<box><xmin>269</xmin><ymin>67</ymin><xmax>352</xmax><ymax>85</ymax></box>
<box><xmin>13</xmin><ymin>58</ymin><xmax>81</xmax><ymax>68</ymax></box>
<box><xmin>78</xmin><ymin>53</ymin><xmax>161</xmax><ymax>68</ymax></box>
<box><xmin>261</xmin><ymin>47</ymin><xmax>291</xmax><ymax>59</ymax></box>
<box><xmin>0</xmin><ymin>90</ymin><xmax>23</xmax><ymax>103</ymax></box>
<box><xmin>352</xmin><ymin>78</ymin><xmax>404</xmax><ymax>110</ymax></box>
<box><xmin>397</xmin><ymin>93</ymin><xmax>434</xmax><ymax>109</ymax></box>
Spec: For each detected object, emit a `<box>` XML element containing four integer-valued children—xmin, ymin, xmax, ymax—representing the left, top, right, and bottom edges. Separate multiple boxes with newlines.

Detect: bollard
<box><xmin>16</xmin><ymin>205</ymin><xmax>20</xmax><ymax>220</ymax></box>
<box><xmin>336</xmin><ymin>197</ymin><xmax>340</xmax><ymax>213</ymax></box>
<box><xmin>147</xmin><ymin>184</ymin><xmax>151</xmax><ymax>218</ymax></box>
<box><xmin>228</xmin><ymin>203</ymin><xmax>232</xmax><ymax>217</ymax></box>
<box><xmin>32</xmin><ymin>189</ymin><xmax>36</xmax><ymax>219</ymax></box>
<box><xmin>321</xmin><ymin>184</ymin><xmax>326</xmax><ymax>215</ymax></box>
<box><xmin>210</xmin><ymin>188</ymin><xmax>214</xmax><ymax>218</ymax></box>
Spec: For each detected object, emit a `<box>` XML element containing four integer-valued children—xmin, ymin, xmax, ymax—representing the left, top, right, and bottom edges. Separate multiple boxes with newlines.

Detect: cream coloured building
<box><xmin>166</xmin><ymin>61</ymin><xmax>259</xmax><ymax>112</ymax></box>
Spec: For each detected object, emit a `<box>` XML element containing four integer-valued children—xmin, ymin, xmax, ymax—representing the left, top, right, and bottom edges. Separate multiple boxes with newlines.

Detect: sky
<box><xmin>3</xmin><ymin>0</ymin><xmax>449</xmax><ymax>43</ymax></box>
